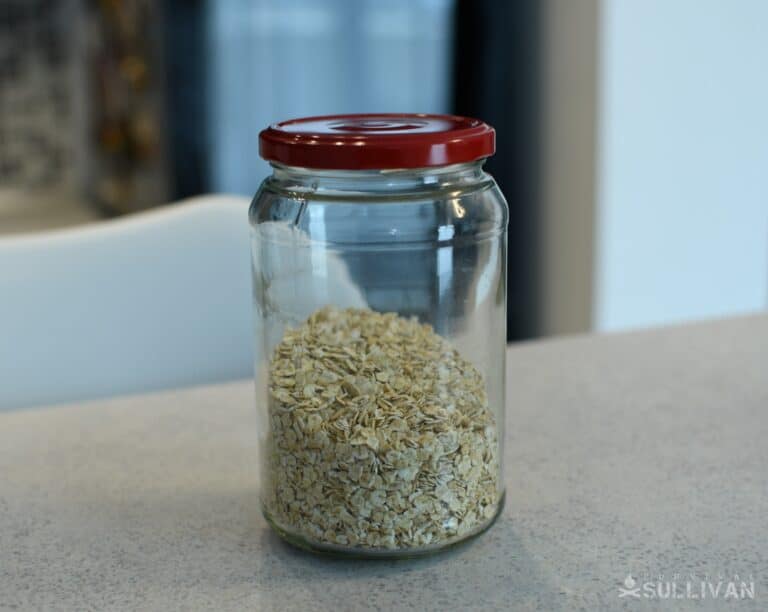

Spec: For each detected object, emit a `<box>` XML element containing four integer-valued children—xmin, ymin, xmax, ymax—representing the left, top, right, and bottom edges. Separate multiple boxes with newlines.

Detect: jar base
<box><xmin>263</xmin><ymin>491</ymin><xmax>505</xmax><ymax>559</ymax></box>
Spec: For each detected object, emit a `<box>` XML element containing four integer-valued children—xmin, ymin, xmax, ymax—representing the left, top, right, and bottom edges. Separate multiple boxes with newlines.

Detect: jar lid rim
<box><xmin>259</xmin><ymin>113</ymin><xmax>495</xmax><ymax>170</ymax></box>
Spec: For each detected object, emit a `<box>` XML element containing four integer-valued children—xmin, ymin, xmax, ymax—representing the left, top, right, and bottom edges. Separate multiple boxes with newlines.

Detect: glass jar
<box><xmin>250</xmin><ymin>114</ymin><xmax>508</xmax><ymax>557</ymax></box>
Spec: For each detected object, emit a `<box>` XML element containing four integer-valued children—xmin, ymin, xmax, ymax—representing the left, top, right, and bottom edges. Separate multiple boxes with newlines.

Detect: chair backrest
<box><xmin>0</xmin><ymin>195</ymin><xmax>254</xmax><ymax>411</ymax></box>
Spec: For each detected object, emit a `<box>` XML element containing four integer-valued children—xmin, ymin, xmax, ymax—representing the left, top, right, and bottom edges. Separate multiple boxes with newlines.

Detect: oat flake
<box><xmin>265</xmin><ymin>306</ymin><xmax>500</xmax><ymax>550</ymax></box>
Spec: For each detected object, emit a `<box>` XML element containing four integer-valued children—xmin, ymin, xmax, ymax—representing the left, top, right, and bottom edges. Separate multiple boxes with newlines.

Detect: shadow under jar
<box><xmin>250</xmin><ymin>114</ymin><xmax>508</xmax><ymax>557</ymax></box>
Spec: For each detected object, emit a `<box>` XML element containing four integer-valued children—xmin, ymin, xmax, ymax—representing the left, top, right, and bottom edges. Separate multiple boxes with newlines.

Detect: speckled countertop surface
<box><xmin>1</xmin><ymin>315</ymin><xmax>767</xmax><ymax>611</ymax></box>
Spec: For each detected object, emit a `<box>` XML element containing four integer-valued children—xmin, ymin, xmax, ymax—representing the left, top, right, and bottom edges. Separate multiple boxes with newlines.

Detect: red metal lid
<box><xmin>259</xmin><ymin>113</ymin><xmax>495</xmax><ymax>170</ymax></box>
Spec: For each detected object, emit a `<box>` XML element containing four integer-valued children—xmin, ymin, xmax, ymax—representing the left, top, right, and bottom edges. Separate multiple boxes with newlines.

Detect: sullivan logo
<box><xmin>618</xmin><ymin>574</ymin><xmax>755</xmax><ymax>600</ymax></box>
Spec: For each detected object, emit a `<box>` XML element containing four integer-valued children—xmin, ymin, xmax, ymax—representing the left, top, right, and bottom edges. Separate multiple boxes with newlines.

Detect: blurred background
<box><xmin>1</xmin><ymin>0</ymin><xmax>767</xmax><ymax>341</ymax></box>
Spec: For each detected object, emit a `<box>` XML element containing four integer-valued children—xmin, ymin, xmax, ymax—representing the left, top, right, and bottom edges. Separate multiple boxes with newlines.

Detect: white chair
<box><xmin>0</xmin><ymin>195</ymin><xmax>254</xmax><ymax>411</ymax></box>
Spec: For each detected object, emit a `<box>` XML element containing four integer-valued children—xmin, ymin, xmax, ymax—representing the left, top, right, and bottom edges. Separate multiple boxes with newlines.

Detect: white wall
<box><xmin>595</xmin><ymin>0</ymin><xmax>768</xmax><ymax>331</ymax></box>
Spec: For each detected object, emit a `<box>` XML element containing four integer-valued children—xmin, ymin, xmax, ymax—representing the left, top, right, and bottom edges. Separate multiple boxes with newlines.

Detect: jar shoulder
<box><xmin>250</xmin><ymin>175</ymin><xmax>508</xmax><ymax>243</ymax></box>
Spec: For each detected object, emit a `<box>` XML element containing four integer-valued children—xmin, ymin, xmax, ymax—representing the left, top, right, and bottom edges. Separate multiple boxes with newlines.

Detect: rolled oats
<box><xmin>264</xmin><ymin>306</ymin><xmax>500</xmax><ymax>550</ymax></box>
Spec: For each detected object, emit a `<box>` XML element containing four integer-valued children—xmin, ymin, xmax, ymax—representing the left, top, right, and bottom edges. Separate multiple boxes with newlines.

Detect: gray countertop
<box><xmin>1</xmin><ymin>315</ymin><xmax>767</xmax><ymax>611</ymax></box>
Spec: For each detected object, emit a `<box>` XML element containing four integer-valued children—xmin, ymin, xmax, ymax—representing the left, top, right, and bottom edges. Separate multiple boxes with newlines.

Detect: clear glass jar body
<box><xmin>250</xmin><ymin>161</ymin><xmax>508</xmax><ymax>557</ymax></box>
